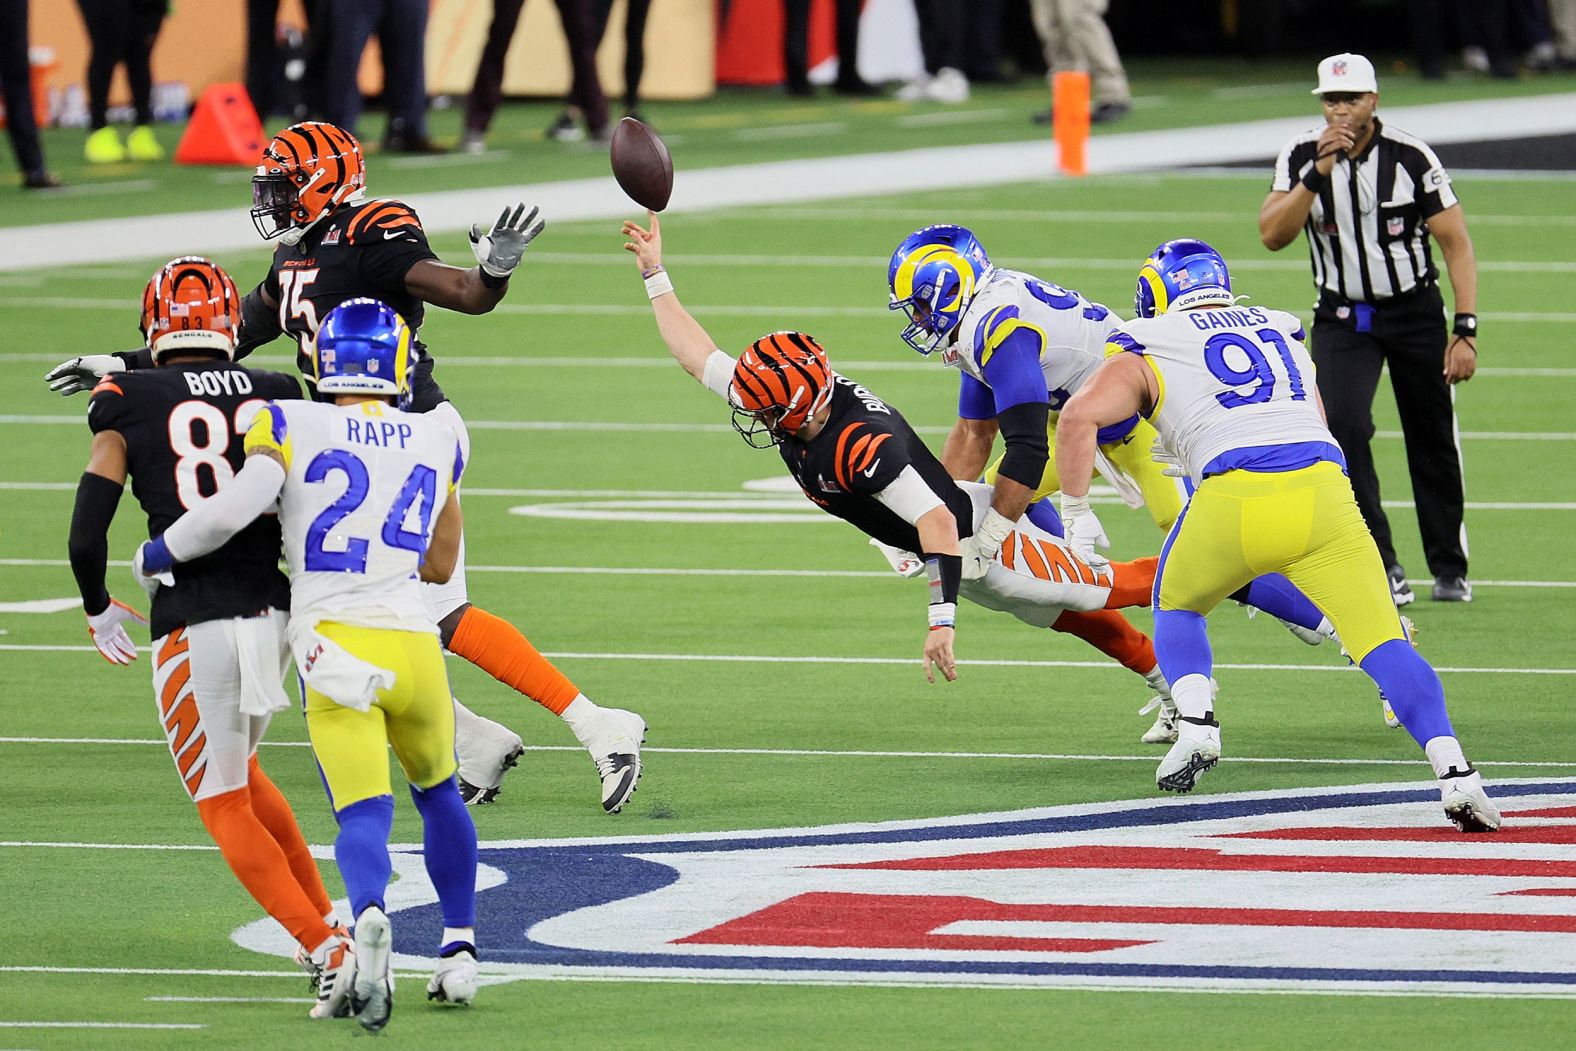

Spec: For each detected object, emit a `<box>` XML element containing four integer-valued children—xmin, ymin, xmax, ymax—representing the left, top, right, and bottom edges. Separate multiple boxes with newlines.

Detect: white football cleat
<box><xmin>1441</xmin><ymin>769</ymin><xmax>1502</xmax><ymax>833</ymax></box>
<box><xmin>455</xmin><ymin>702</ymin><xmax>525</xmax><ymax>805</ymax></box>
<box><xmin>350</xmin><ymin>906</ymin><xmax>394</xmax><ymax>1033</ymax></box>
<box><xmin>306</xmin><ymin>930</ymin><xmax>356</xmax><ymax>1020</ymax></box>
<box><xmin>427</xmin><ymin>945</ymin><xmax>479</xmax><ymax>1006</ymax></box>
<box><xmin>583</xmin><ymin>706</ymin><xmax>647</xmax><ymax>813</ymax></box>
<box><xmin>1279</xmin><ymin>616</ymin><xmax>1335</xmax><ymax>646</ymax></box>
<box><xmin>1156</xmin><ymin>720</ymin><xmax>1221</xmax><ymax>793</ymax></box>
<box><xmin>1138</xmin><ymin>695</ymin><xmax>1178</xmax><ymax>745</ymax></box>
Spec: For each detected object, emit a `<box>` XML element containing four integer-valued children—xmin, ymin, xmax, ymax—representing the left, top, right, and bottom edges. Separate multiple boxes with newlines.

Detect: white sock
<box><xmin>441</xmin><ymin>926</ymin><xmax>476</xmax><ymax>952</ymax></box>
<box><xmin>562</xmin><ymin>694</ymin><xmax>600</xmax><ymax>742</ymax></box>
<box><xmin>1172</xmin><ymin>674</ymin><xmax>1215</xmax><ymax>722</ymax></box>
<box><xmin>1317</xmin><ymin>616</ymin><xmax>1337</xmax><ymax>640</ymax></box>
<box><xmin>1143</xmin><ymin>665</ymin><xmax>1167</xmax><ymax>691</ymax></box>
<box><xmin>1425</xmin><ymin>736</ymin><xmax>1470</xmax><ymax>778</ymax></box>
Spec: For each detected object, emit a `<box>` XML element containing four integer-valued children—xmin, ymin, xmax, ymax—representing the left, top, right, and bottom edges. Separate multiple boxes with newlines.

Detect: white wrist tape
<box><xmin>644</xmin><ymin>268</ymin><xmax>674</xmax><ymax>300</ymax></box>
<box><xmin>928</xmin><ymin>601</ymin><xmax>957</xmax><ymax>629</ymax></box>
<box><xmin>975</xmin><ymin>508</ymin><xmax>1015</xmax><ymax>549</ymax></box>
<box><xmin>1060</xmin><ymin>493</ymin><xmax>1092</xmax><ymax>521</ymax></box>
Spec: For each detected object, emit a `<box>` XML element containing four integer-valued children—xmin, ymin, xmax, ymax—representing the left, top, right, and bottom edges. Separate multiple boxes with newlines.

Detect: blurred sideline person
<box><xmin>463</xmin><ymin>0</ymin><xmax>610</xmax><ymax>150</ymax></box>
<box><xmin>322</xmin><ymin>0</ymin><xmax>442</xmax><ymax>152</ymax></box>
<box><xmin>624</xmin><ymin>211</ymin><xmax>1174</xmax><ymax>711</ymax></box>
<box><xmin>784</xmin><ymin>0</ymin><xmax>874</xmax><ymax>97</ymax></box>
<box><xmin>67</xmin><ymin>257</ymin><xmax>352</xmax><ymax>1014</ymax></box>
<box><xmin>897</xmin><ymin>0</ymin><xmax>970</xmax><ymax>104</ymax></box>
<box><xmin>45</xmin><ymin>121</ymin><xmax>647</xmax><ymax>814</ymax></box>
<box><xmin>887</xmin><ymin>224</ymin><xmax>1341</xmax><ymax>743</ymax></box>
<box><xmin>1</xmin><ymin>0</ymin><xmax>61</xmax><ymax>187</ymax></box>
<box><xmin>75</xmin><ymin>0</ymin><xmax>167</xmax><ymax>163</ymax></box>
<box><xmin>1054</xmin><ymin>238</ymin><xmax>1499</xmax><ymax>833</ymax></box>
<box><xmin>530</xmin><ymin>0</ymin><xmax>655</xmax><ymax>147</ymax></box>
<box><xmin>139</xmin><ymin>299</ymin><xmax>484</xmax><ymax>1029</ymax></box>
<box><xmin>1028</xmin><ymin>0</ymin><xmax>1131</xmax><ymax>125</ymax></box>
<box><xmin>1260</xmin><ymin>53</ymin><xmax>1478</xmax><ymax>605</ymax></box>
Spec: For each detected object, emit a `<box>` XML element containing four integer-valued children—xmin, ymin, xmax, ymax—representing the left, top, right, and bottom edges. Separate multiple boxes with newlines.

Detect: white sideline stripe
<box><xmin>735</xmin><ymin>122</ymin><xmax>847</xmax><ymax>140</ymax></box>
<box><xmin>0</xmin><ymin>1022</ymin><xmax>204</xmax><ymax>1030</ymax></box>
<box><xmin>5</xmin><ymin>415</ymin><xmax>1575</xmax><ymax>443</ymax></box>
<box><xmin>145</xmin><ymin>997</ymin><xmax>315</xmax><ymax>1004</ymax></box>
<box><xmin>4</xmin><ymin>92</ymin><xmax>1574</xmax><ymax>271</ymax></box>
<box><xmin>1</xmin><ymin>557</ymin><xmax>1573</xmax><ymax>587</ymax></box>
<box><xmin>3</xmin><ymin>298</ymin><xmax>1576</xmax><ymax>325</ymax></box>
<box><xmin>2</xmin><ymin>644</ymin><xmax>1574</xmax><ymax>675</ymax></box>
<box><xmin>1</xmin><ymin>739</ymin><xmax>1571</xmax><ymax>770</ymax></box>
<box><xmin>761</xmin><ymin>206</ymin><xmax>1576</xmax><ymax>229</ymax></box>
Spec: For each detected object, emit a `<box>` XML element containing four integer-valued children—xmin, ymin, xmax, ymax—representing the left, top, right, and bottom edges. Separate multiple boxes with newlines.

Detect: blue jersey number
<box><xmin>1024</xmin><ymin>278</ymin><xmax>1110</xmax><ymax>322</ymax></box>
<box><xmin>1204</xmin><ymin>329</ymin><xmax>1308</xmax><ymax>409</ymax></box>
<box><xmin>303</xmin><ymin>450</ymin><xmax>440</xmax><ymax>573</ymax></box>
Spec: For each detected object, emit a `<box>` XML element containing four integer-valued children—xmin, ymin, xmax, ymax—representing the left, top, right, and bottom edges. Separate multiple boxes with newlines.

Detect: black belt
<box><xmin>1316</xmin><ymin>280</ymin><xmax>1438</xmax><ymax>314</ymax></box>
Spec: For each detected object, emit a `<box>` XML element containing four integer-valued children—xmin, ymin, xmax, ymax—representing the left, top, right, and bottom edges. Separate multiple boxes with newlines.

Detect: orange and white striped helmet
<box><xmin>140</xmin><ymin>256</ymin><xmax>241</xmax><ymax>360</ymax></box>
<box><xmin>728</xmin><ymin>331</ymin><xmax>834</xmax><ymax>448</ymax></box>
<box><xmin>251</xmin><ymin>121</ymin><xmax>365</xmax><ymax>245</ymax></box>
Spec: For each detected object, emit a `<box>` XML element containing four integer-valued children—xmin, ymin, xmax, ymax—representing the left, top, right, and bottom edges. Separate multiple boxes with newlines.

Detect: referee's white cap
<box><xmin>1312</xmin><ymin>53</ymin><xmax>1378</xmax><ymax>95</ymax></box>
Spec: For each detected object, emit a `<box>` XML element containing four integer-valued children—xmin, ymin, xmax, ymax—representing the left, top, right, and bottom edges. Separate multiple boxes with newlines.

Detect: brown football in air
<box><xmin>610</xmin><ymin>116</ymin><xmax>673</xmax><ymax>212</ymax></box>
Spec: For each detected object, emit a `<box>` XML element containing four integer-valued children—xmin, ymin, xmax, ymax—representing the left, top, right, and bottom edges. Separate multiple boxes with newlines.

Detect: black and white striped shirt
<box><xmin>1271</xmin><ymin>118</ymin><xmax>1458</xmax><ymax>304</ymax></box>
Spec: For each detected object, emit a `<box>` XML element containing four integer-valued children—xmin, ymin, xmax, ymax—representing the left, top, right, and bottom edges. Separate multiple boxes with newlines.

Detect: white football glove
<box><xmin>85</xmin><ymin>597</ymin><xmax>148</xmax><ymax>665</ymax></box>
<box><xmin>1059</xmin><ymin>493</ymin><xmax>1111</xmax><ymax>571</ymax></box>
<box><xmin>1149</xmin><ymin>436</ymin><xmax>1186</xmax><ymax>478</ymax></box>
<box><xmin>961</xmin><ymin>507</ymin><xmax>1015</xmax><ymax>581</ymax></box>
<box><xmin>131</xmin><ymin>542</ymin><xmax>175</xmax><ymax>600</ymax></box>
<box><xmin>469</xmin><ymin>203</ymin><xmax>545</xmax><ymax>279</ymax></box>
<box><xmin>45</xmin><ymin>354</ymin><xmax>124</xmax><ymax>396</ymax></box>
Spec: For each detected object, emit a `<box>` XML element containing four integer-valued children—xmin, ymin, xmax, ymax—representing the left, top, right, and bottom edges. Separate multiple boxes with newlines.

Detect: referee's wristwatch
<box><xmin>1452</xmin><ymin>313</ymin><xmax>1477</xmax><ymax>340</ymax></box>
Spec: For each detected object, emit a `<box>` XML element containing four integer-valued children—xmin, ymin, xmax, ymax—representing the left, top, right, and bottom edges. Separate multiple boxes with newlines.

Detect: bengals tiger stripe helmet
<box><xmin>251</xmin><ymin>121</ymin><xmax>366</xmax><ymax>246</ymax></box>
<box><xmin>729</xmin><ymin>331</ymin><xmax>834</xmax><ymax>448</ymax></box>
<box><xmin>140</xmin><ymin>256</ymin><xmax>241</xmax><ymax>361</ymax></box>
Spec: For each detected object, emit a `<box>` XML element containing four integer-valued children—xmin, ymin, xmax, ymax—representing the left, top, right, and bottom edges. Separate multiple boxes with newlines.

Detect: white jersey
<box><xmin>947</xmin><ymin>268</ymin><xmax>1120</xmax><ymax>409</ymax></box>
<box><xmin>1112</xmin><ymin>305</ymin><xmax>1338</xmax><ymax>485</ymax></box>
<box><xmin>244</xmin><ymin>399</ymin><xmax>463</xmax><ymax>633</ymax></box>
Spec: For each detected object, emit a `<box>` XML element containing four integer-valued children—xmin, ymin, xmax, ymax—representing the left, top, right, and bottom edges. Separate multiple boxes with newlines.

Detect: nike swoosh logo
<box><xmin>384</xmin><ymin>230</ymin><xmax>405</xmax><ymax>240</ymax></box>
<box><xmin>861</xmin><ymin>459</ymin><xmax>881</xmax><ymax>478</ymax></box>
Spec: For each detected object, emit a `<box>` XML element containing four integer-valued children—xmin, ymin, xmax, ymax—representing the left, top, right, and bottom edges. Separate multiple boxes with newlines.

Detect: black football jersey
<box><xmin>87</xmin><ymin>362</ymin><xmax>302</xmax><ymax>638</ymax></box>
<box><xmin>778</xmin><ymin>374</ymin><xmax>976</xmax><ymax>552</ymax></box>
<box><xmin>246</xmin><ymin>198</ymin><xmax>447</xmax><ymax>411</ymax></box>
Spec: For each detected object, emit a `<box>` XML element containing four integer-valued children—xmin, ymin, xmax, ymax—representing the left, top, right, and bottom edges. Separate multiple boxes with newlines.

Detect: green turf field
<box><xmin>2</xmin><ymin>81</ymin><xmax>1575</xmax><ymax>1048</ymax></box>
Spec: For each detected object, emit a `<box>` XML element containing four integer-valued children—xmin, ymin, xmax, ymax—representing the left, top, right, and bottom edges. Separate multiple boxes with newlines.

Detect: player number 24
<box><xmin>1204</xmin><ymin>329</ymin><xmax>1307</xmax><ymax>409</ymax></box>
<box><xmin>302</xmin><ymin>449</ymin><xmax>438</xmax><ymax>573</ymax></box>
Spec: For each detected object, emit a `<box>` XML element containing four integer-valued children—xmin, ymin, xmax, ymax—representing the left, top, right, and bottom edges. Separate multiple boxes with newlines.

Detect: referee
<box><xmin>1259</xmin><ymin>52</ymin><xmax>1478</xmax><ymax>606</ymax></box>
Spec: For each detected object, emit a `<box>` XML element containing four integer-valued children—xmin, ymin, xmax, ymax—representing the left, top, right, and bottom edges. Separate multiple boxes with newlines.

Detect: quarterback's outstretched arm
<box><xmin>622</xmin><ymin>212</ymin><xmax>729</xmax><ymax>387</ymax></box>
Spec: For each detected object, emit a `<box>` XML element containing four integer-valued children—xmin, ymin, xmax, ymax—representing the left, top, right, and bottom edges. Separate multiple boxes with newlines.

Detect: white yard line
<box><xmin>4</xmin><ymin>414</ymin><xmax>1575</xmax><ymax>444</ymax></box>
<box><xmin>0</xmin><ymin>1021</ymin><xmax>204</xmax><ymax>1030</ymax></box>
<box><xmin>1</xmin><ymin>556</ymin><xmax>1573</xmax><ymax>586</ymax></box>
<box><xmin>1</xmin><ymin>642</ymin><xmax>1573</xmax><ymax>675</ymax></box>
<box><xmin>144</xmin><ymin>996</ymin><xmax>315</xmax><ymax>1004</ymax></box>
<box><xmin>0</xmin><ymin>738</ymin><xmax>1571</xmax><ymax>769</ymax></box>
<box><xmin>3</xmin><ymin>93</ymin><xmax>1573</xmax><ymax>271</ymax></box>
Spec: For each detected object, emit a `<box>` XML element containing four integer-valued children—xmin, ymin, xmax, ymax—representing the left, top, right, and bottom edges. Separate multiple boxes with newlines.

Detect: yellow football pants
<box><xmin>1154</xmin><ymin>461</ymin><xmax>1405</xmax><ymax>663</ymax></box>
<box><xmin>984</xmin><ymin>416</ymin><xmax>1185</xmax><ymax>531</ymax></box>
<box><xmin>305</xmin><ymin>622</ymin><xmax>458</xmax><ymax>810</ymax></box>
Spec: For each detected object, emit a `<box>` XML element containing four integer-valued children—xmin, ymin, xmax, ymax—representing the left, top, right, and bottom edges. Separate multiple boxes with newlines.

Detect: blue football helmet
<box><xmin>314</xmin><ymin>297</ymin><xmax>414</xmax><ymax>408</ymax></box>
<box><xmin>887</xmin><ymin>225</ymin><xmax>992</xmax><ymax>355</ymax></box>
<box><xmin>1134</xmin><ymin>239</ymin><xmax>1235</xmax><ymax>318</ymax></box>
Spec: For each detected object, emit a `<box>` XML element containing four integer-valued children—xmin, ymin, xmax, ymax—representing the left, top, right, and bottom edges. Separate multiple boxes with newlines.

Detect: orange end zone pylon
<box><xmin>1053</xmin><ymin>71</ymin><xmax>1091</xmax><ymax>177</ymax></box>
<box><xmin>174</xmin><ymin>83</ymin><xmax>265</xmax><ymax>166</ymax></box>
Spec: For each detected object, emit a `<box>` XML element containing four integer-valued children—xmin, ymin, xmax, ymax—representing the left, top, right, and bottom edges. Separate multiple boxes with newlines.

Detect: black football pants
<box><xmin>1311</xmin><ymin>283</ymin><xmax>1468</xmax><ymax>579</ymax></box>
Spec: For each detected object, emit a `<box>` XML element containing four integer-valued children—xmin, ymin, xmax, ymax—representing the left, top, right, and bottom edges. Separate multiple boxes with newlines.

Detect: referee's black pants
<box><xmin>1311</xmin><ymin>284</ymin><xmax>1467</xmax><ymax>580</ymax></box>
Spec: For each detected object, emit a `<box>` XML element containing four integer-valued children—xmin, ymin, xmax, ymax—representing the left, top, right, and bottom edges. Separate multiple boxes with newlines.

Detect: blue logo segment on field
<box><xmin>239</xmin><ymin>780</ymin><xmax>1576</xmax><ymax>995</ymax></box>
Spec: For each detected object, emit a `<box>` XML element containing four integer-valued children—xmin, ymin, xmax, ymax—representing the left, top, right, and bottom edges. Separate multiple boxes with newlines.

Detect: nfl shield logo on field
<box><xmin>234</xmin><ymin>779</ymin><xmax>1576</xmax><ymax>997</ymax></box>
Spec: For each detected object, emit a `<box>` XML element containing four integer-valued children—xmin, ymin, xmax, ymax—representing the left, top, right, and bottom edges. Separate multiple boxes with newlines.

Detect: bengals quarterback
<box><xmin>47</xmin><ymin>122</ymin><xmax>645</xmax><ymax>814</ymax></box>
<box><xmin>623</xmin><ymin>211</ymin><xmax>1169</xmax><ymax>709</ymax></box>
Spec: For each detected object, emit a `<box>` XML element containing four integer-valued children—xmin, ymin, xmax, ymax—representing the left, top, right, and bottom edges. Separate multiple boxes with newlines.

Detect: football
<box><xmin>610</xmin><ymin>116</ymin><xmax>674</xmax><ymax>212</ymax></box>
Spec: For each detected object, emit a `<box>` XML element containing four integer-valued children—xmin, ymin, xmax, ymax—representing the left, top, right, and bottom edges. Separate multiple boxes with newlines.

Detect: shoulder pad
<box><xmin>831</xmin><ymin>419</ymin><xmax>896</xmax><ymax>491</ymax></box>
<box><xmin>347</xmin><ymin>199</ymin><xmax>425</xmax><ymax>244</ymax></box>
